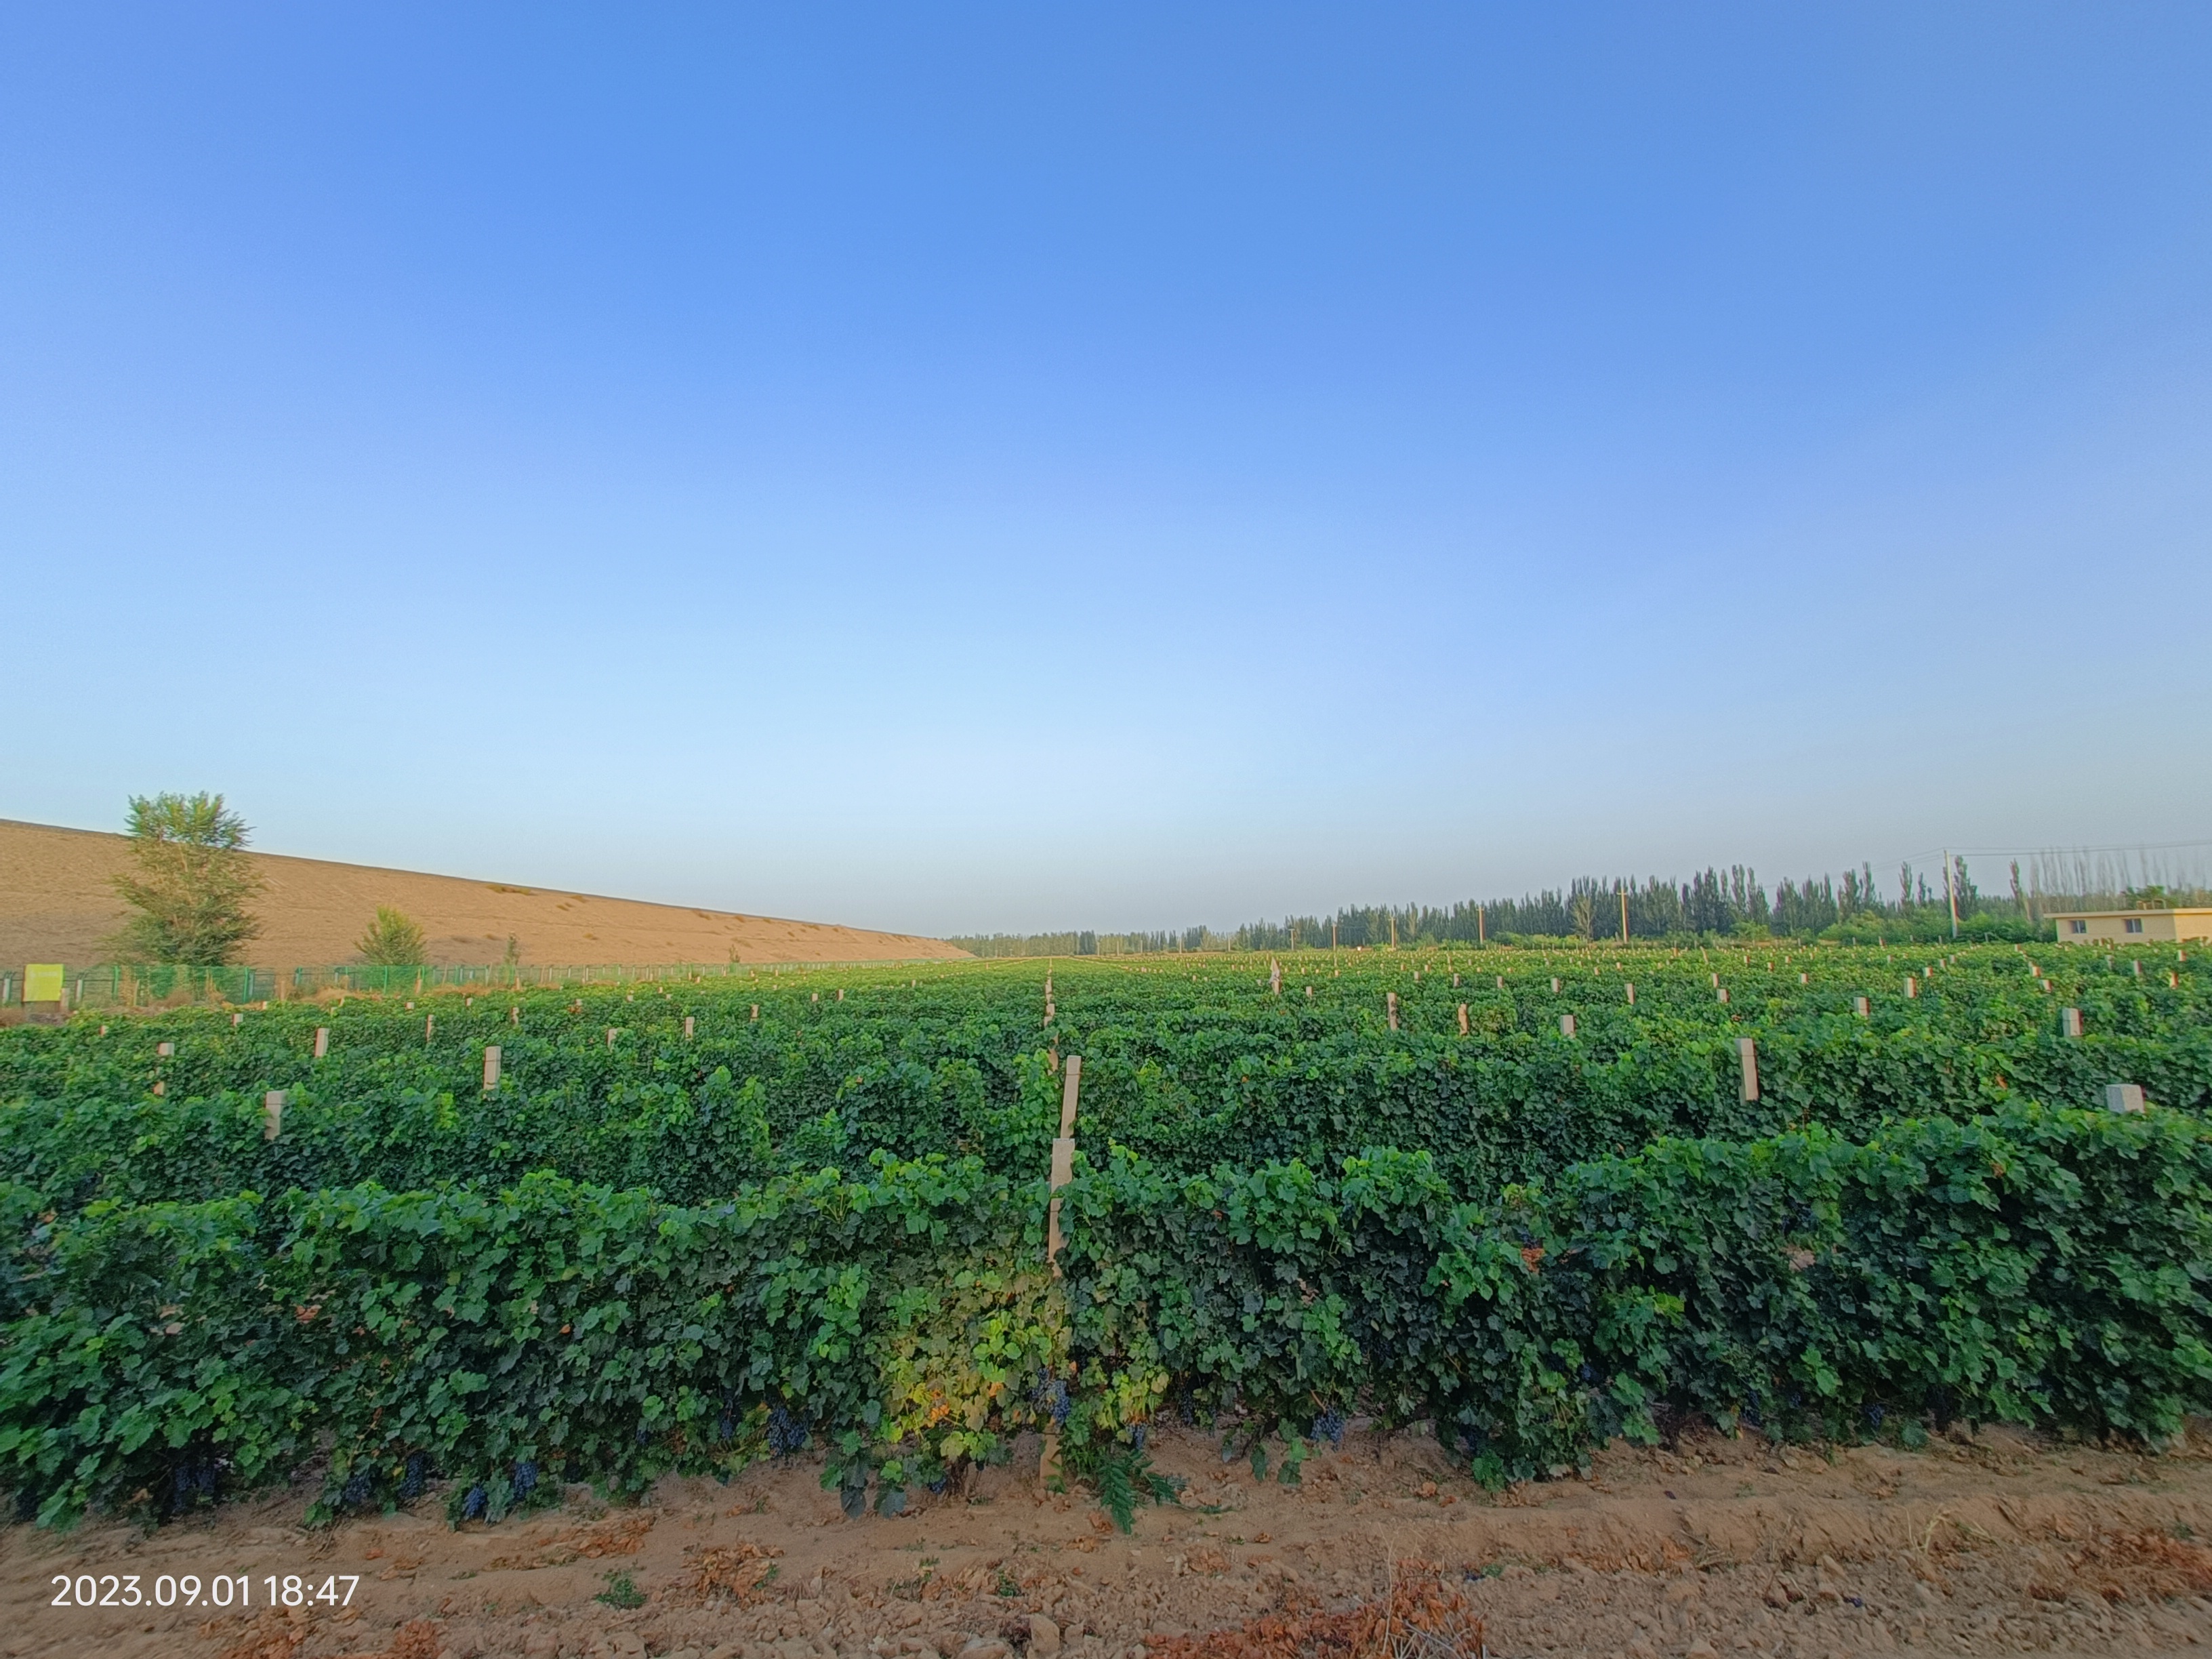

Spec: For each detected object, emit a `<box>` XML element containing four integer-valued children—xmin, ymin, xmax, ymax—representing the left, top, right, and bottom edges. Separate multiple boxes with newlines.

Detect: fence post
<box><xmin>1048</xmin><ymin>1054</ymin><xmax>1081</xmax><ymax>1268</ymax></box>
<box><xmin>1041</xmin><ymin>1054</ymin><xmax>1082</xmax><ymax>1481</ymax></box>
<box><xmin>1738</xmin><ymin>1038</ymin><xmax>1759</xmax><ymax>1103</ymax></box>
<box><xmin>483</xmin><ymin>1046</ymin><xmax>501</xmax><ymax>1092</ymax></box>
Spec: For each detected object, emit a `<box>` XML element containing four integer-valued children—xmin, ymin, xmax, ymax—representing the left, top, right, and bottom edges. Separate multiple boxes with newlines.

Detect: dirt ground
<box><xmin>0</xmin><ymin>818</ymin><xmax>964</xmax><ymax>972</ymax></box>
<box><xmin>5</xmin><ymin>1422</ymin><xmax>2211</xmax><ymax>1659</ymax></box>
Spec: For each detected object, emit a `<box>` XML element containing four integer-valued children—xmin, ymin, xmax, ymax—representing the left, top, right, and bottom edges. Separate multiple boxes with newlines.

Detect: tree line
<box><xmin>947</xmin><ymin>851</ymin><xmax>2212</xmax><ymax>957</ymax></box>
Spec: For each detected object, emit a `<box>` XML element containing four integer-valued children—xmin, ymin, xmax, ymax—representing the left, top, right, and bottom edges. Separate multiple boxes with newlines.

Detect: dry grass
<box><xmin>483</xmin><ymin>1511</ymin><xmax>656</xmax><ymax>1571</ymax></box>
<box><xmin>1146</xmin><ymin>1562</ymin><xmax>1488</xmax><ymax>1659</ymax></box>
<box><xmin>2028</xmin><ymin>1527</ymin><xmax>2212</xmax><ymax>1604</ymax></box>
<box><xmin>682</xmin><ymin>1538</ymin><xmax>787</xmax><ymax>1606</ymax></box>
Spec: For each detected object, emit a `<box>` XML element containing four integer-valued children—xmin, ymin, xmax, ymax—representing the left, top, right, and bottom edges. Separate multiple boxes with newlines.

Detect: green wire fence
<box><xmin>2</xmin><ymin>956</ymin><xmax>956</xmax><ymax>1010</ymax></box>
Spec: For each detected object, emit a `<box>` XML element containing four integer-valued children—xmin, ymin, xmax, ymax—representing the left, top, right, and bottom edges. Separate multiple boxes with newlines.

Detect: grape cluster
<box><xmin>168</xmin><ymin>1454</ymin><xmax>220</xmax><ymax>1513</ymax></box>
<box><xmin>512</xmin><ymin>1460</ymin><xmax>538</xmax><ymax>1500</ymax></box>
<box><xmin>1311</xmin><ymin>1407</ymin><xmax>1346</xmax><ymax>1447</ymax></box>
<box><xmin>766</xmin><ymin>1405</ymin><xmax>810</xmax><ymax>1456</ymax></box>
<box><xmin>399</xmin><ymin>1452</ymin><xmax>428</xmax><ymax>1500</ymax></box>
<box><xmin>1033</xmin><ymin>1377</ymin><xmax>1070</xmax><ymax>1426</ymax></box>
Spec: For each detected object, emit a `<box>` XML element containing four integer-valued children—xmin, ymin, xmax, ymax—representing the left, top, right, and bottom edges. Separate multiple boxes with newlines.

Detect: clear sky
<box><xmin>5</xmin><ymin>5</ymin><xmax>2209</xmax><ymax>937</ymax></box>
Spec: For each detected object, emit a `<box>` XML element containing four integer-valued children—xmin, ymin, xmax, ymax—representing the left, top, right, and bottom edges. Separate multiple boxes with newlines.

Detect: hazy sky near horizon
<box><xmin>5</xmin><ymin>5</ymin><xmax>2211</xmax><ymax>937</ymax></box>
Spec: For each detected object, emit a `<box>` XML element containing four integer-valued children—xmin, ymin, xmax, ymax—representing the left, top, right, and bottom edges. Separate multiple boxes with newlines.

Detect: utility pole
<box><xmin>1944</xmin><ymin>848</ymin><xmax>1960</xmax><ymax>939</ymax></box>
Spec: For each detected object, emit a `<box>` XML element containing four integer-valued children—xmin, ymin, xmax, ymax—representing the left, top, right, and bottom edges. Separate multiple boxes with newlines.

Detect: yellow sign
<box><xmin>24</xmin><ymin>964</ymin><xmax>64</xmax><ymax>1002</ymax></box>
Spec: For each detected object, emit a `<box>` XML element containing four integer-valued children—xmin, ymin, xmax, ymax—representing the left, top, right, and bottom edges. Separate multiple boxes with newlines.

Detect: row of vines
<box><xmin>2</xmin><ymin>945</ymin><xmax>2207</xmax><ymax>1530</ymax></box>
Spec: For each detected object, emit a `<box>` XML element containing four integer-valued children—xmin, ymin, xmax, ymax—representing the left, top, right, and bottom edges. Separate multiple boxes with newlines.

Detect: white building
<box><xmin>2047</xmin><ymin>908</ymin><xmax>2212</xmax><ymax>944</ymax></box>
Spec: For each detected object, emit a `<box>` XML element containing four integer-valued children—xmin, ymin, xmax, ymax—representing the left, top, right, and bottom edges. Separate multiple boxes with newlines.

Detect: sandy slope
<box><xmin>0</xmin><ymin>819</ymin><xmax>964</xmax><ymax>971</ymax></box>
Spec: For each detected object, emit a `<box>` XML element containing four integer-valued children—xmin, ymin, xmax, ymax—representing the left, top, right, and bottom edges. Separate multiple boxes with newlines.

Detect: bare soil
<box><xmin>0</xmin><ymin>818</ymin><xmax>963</xmax><ymax>972</ymax></box>
<box><xmin>5</xmin><ymin>1422</ymin><xmax>2210</xmax><ymax>1659</ymax></box>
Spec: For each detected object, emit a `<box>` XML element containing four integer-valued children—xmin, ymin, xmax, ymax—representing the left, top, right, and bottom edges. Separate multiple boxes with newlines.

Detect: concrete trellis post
<box><xmin>684</xmin><ymin>1016</ymin><xmax>695</xmax><ymax>1038</ymax></box>
<box><xmin>1625</xmin><ymin>983</ymin><xmax>1635</xmax><ymax>1005</ymax></box>
<box><xmin>1738</xmin><ymin>1038</ymin><xmax>1759</xmax><ymax>1103</ymax></box>
<box><xmin>483</xmin><ymin>1046</ymin><xmax>501</xmax><ymax>1091</ymax></box>
<box><xmin>2061</xmin><ymin>1006</ymin><xmax>2083</xmax><ymax>1038</ymax></box>
<box><xmin>1386</xmin><ymin>991</ymin><xmax>1399</xmax><ymax>1031</ymax></box>
<box><xmin>424</xmin><ymin>1015</ymin><xmax>434</xmax><ymax>1042</ymax></box>
<box><xmin>264</xmin><ymin>1090</ymin><xmax>285</xmax><ymax>1141</ymax></box>
<box><xmin>1559</xmin><ymin>1013</ymin><xmax>1576</xmax><ymax>1038</ymax></box>
<box><xmin>1853</xmin><ymin>997</ymin><xmax>1869</xmax><ymax>1018</ymax></box>
<box><xmin>1458</xmin><ymin>1003</ymin><xmax>1469</xmax><ymax>1036</ymax></box>
<box><xmin>1717</xmin><ymin>987</ymin><xmax>1729</xmax><ymax>1004</ymax></box>
<box><xmin>1904</xmin><ymin>977</ymin><xmax>1917</xmax><ymax>998</ymax></box>
<box><xmin>1047</xmin><ymin>1054</ymin><xmax>1081</xmax><ymax>1272</ymax></box>
<box><xmin>1040</xmin><ymin>1050</ymin><xmax>1082</xmax><ymax>1481</ymax></box>
<box><xmin>313</xmin><ymin>1027</ymin><xmax>329</xmax><ymax>1059</ymax></box>
<box><xmin>606</xmin><ymin>1027</ymin><xmax>618</xmax><ymax>1048</ymax></box>
<box><xmin>2105</xmin><ymin>1082</ymin><xmax>2146</xmax><ymax>1113</ymax></box>
<box><xmin>1269</xmin><ymin>959</ymin><xmax>1281</xmax><ymax>996</ymax></box>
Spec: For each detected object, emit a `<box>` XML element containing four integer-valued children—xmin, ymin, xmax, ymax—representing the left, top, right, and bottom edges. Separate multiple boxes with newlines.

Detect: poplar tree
<box><xmin>106</xmin><ymin>792</ymin><xmax>264</xmax><ymax>965</ymax></box>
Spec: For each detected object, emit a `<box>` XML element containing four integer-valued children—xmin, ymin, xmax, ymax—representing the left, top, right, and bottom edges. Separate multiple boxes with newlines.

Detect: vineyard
<box><xmin>2</xmin><ymin>943</ymin><xmax>2208</xmax><ymax>1537</ymax></box>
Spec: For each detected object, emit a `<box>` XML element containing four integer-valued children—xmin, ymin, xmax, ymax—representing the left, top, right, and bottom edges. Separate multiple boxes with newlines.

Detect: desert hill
<box><xmin>0</xmin><ymin>818</ymin><xmax>966</xmax><ymax>970</ymax></box>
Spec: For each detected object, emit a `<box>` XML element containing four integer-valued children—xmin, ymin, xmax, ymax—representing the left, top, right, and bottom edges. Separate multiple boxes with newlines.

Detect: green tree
<box><xmin>356</xmin><ymin>906</ymin><xmax>428</xmax><ymax>966</ymax></box>
<box><xmin>105</xmin><ymin>792</ymin><xmax>264</xmax><ymax>965</ymax></box>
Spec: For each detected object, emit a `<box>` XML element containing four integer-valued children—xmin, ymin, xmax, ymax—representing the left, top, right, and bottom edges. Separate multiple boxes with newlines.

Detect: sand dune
<box><xmin>0</xmin><ymin>818</ymin><xmax>964</xmax><ymax>970</ymax></box>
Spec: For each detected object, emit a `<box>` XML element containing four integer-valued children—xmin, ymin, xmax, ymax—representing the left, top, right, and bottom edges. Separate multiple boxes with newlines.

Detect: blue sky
<box><xmin>5</xmin><ymin>5</ymin><xmax>2209</xmax><ymax>936</ymax></box>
